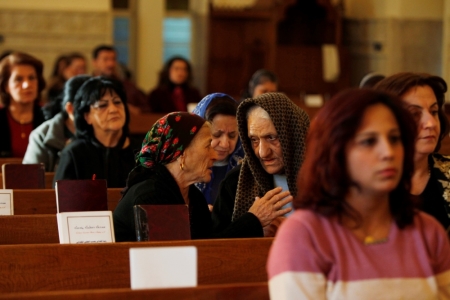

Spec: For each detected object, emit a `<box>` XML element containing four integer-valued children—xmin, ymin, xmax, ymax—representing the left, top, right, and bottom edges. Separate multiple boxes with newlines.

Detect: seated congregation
<box><xmin>1</xmin><ymin>46</ymin><xmax>450</xmax><ymax>299</ymax></box>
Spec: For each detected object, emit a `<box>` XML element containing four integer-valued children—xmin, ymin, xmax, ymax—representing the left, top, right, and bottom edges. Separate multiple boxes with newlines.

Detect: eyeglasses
<box><xmin>91</xmin><ymin>98</ymin><xmax>124</xmax><ymax>111</ymax></box>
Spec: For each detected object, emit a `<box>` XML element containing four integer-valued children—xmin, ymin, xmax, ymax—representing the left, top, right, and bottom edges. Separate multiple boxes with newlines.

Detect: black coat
<box><xmin>54</xmin><ymin>136</ymin><xmax>140</xmax><ymax>188</ymax></box>
<box><xmin>113</xmin><ymin>164</ymin><xmax>263</xmax><ymax>242</ymax></box>
<box><xmin>211</xmin><ymin>164</ymin><xmax>264</xmax><ymax>237</ymax></box>
<box><xmin>113</xmin><ymin>164</ymin><xmax>213</xmax><ymax>242</ymax></box>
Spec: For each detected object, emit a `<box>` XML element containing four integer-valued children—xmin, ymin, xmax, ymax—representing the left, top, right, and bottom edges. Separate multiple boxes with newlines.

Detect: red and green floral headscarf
<box><xmin>136</xmin><ymin>112</ymin><xmax>206</xmax><ymax>169</ymax></box>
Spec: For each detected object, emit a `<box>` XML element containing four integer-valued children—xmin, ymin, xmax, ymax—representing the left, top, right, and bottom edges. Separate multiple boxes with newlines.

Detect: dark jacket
<box><xmin>148</xmin><ymin>84</ymin><xmax>202</xmax><ymax>113</ymax></box>
<box><xmin>0</xmin><ymin>105</ymin><xmax>45</xmax><ymax>157</ymax></box>
<box><xmin>211</xmin><ymin>164</ymin><xmax>264</xmax><ymax>237</ymax></box>
<box><xmin>113</xmin><ymin>164</ymin><xmax>263</xmax><ymax>242</ymax></box>
<box><xmin>54</xmin><ymin>136</ymin><xmax>140</xmax><ymax>188</ymax></box>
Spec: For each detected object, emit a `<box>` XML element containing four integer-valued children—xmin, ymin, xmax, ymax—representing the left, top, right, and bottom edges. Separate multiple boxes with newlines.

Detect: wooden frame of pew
<box><xmin>0</xmin><ymin>283</ymin><xmax>269</xmax><ymax>300</ymax></box>
<box><xmin>0</xmin><ymin>238</ymin><xmax>272</xmax><ymax>293</ymax></box>
<box><xmin>9</xmin><ymin>188</ymin><xmax>122</xmax><ymax>215</ymax></box>
<box><xmin>0</xmin><ymin>173</ymin><xmax>54</xmax><ymax>189</ymax></box>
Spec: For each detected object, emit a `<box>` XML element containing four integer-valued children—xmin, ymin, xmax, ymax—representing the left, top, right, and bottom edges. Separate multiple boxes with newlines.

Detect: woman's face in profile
<box><xmin>211</xmin><ymin>114</ymin><xmax>238</xmax><ymax>162</ymax></box>
<box><xmin>84</xmin><ymin>89</ymin><xmax>126</xmax><ymax>136</ymax></box>
<box><xmin>401</xmin><ymin>85</ymin><xmax>440</xmax><ymax>157</ymax></box>
<box><xmin>183</xmin><ymin>124</ymin><xmax>218</xmax><ymax>183</ymax></box>
<box><xmin>169</xmin><ymin>60</ymin><xmax>189</xmax><ymax>85</ymax></box>
<box><xmin>345</xmin><ymin>103</ymin><xmax>404</xmax><ymax>195</ymax></box>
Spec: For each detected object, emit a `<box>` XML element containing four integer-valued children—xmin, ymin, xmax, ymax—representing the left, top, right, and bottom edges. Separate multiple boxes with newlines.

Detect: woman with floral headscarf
<box><xmin>192</xmin><ymin>93</ymin><xmax>244</xmax><ymax>209</ymax></box>
<box><xmin>113</xmin><ymin>112</ymin><xmax>218</xmax><ymax>241</ymax></box>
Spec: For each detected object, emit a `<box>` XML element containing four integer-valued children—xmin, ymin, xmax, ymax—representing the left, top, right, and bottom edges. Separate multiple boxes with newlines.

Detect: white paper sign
<box><xmin>57</xmin><ymin>211</ymin><xmax>115</xmax><ymax>244</ymax></box>
<box><xmin>130</xmin><ymin>246</ymin><xmax>197</xmax><ymax>290</ymax></box>
<box><xmin>305</xmin><ymin>94</ymin><xmax>324</xmax><ymax>107</ymax></box>
<box><xmin>0</xmin><ymin>189</ymin><xmax>13</xmax><ymax>215</ymax></box>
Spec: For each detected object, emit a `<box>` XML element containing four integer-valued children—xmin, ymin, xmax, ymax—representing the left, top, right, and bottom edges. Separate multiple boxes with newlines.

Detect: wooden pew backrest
<box><xmin>11</xmin><ymin>188</ymin><xmax>122</xmax><ymax>215</ymax></box>
<box><xmin>0</xmin><ymin>283</ymin><xmax>269</xmax><ymax>300</ymax></box>
<box><xmin>0</xmin><ymin>238</ymin><xmax>272</xmax><ymax>293</ymax></box>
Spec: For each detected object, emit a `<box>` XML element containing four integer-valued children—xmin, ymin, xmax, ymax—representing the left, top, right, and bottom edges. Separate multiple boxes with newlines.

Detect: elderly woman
<box><xmin>267</xmin><ymin>89</ymin><xmax>450</xmax><ymax>299</ymax></box>
<box><xmin>192</xmin><ymin>93</ymin><xmax>244</xmax><ymax>208</ymax></box>
<box><xmin>375</xmin><ymin>73</ymin><xmax>450</xmax><ymax>231</ymax></box>
<box><xmin>23</xmin><ymin>75</ymin><xmax>90</xmax><ymax>171</ymax></box>
<box><xmin>113</xmin><ymin>112</ymin><xmax>217</xmax><ymax>241</ymax></box>
<box><xmin>0</xmin><ymin>52</ymin><xmax>46</xmax><ymax>157</ymax></box>
<box><xmin>54</xmin><ymin>76</ymin><xmax>140</xmax><ymax>187</ymax></box>
<box><xmin>148</xmin><ymin>56</ymin><xmax>202</xmax><ymax>113</ymax></box>
<box><xmin>212</xmin><ymin>93</ymin><xmax>309</xmax><ymax>237</ymax></box>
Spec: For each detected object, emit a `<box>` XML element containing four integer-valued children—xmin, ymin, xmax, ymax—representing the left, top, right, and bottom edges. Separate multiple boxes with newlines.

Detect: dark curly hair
<box><xmin>73</xmin><ymin>76</ymin><xmax>129</xmax><ymax>139</ymax></box>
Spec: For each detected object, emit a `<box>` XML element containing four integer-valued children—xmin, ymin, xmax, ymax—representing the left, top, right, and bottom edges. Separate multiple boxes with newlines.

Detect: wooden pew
<box><xmin>10</xmin><ymin>188</ymin><xmax>122</xmax><ymax>215</ymax></box>
<box><xmin>0</xmin><ymin>173</ymin><xmax>54</xmax><ymax>189</ymax></box>
<box><xmin>0</xmin><ymin>283</ymin><xmax>269</xmax><ymax>300</ymax></box>
<box><xmin>0</xmin><ymin>215</ymin><xmax>59</xmax><ymax>244</ymax></box>
<box><xmin>128</xmin><ymin>113</ymin><xmax>166</xmax><ymax>135</ymax></box>
<box><xmin>0</xmin><ymin>158</ymin><xmax>23</xmax><ymax>171</ymax></box>
<box><xmin>0</xmin><ymin>238</ymin><xmax>272</xmax><ymax>293</ymax></box>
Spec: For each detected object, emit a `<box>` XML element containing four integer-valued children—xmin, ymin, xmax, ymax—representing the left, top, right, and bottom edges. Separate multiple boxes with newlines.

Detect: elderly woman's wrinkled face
<box><xmin>211</xmin><ymin>114</ymin><xmax>238</xmax><ymax>162</ymax></box>
<box><xmin>84</xmin><ymin>89</ymin><xmax>126</xmax><ymax>136</ymax></box>
<box><xmin>6</xmin><ymin>64</ymin><xmax>38</xmax><ymax>104</ymax></box>
<box><xmin>183</xmin><ymin>124</ymin><xmax>218</xmax><ymax>183</ymax></box>
<box><xmin>401</xmin><ymin>85</ymin><xmax>440</xmax><ymax>157</ymax></box>
<box><xmin>247</xmin><ymin>107</ymin><xmax>284</xmax><ymax>175</ymax></box>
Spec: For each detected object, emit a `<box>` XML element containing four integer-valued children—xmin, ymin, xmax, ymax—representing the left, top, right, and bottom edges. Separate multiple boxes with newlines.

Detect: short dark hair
<box><xmin>205</xmin><ymin>95</ymin><xmax>238</xmax><ymax>122</ymax></box>
<box><xmin>296</xmin><ymin>88</ymin><xmax>417</xmax><ymax>229</ymax></box>
<box><xmin>248</xmin><ymin>69</ymin><xmax>278</xmax><ymax>96</ymax></box>
<box><xmin>60</xmin><ymin>75</ymin><xmax>92</xmax><ymax>116</ymax></box>
<box><xmin>73</xmin><ymin>76</ymin><xmax>129</xmax><ymax>139</ymax></box>
<box><xmin>374</xmin><ymin>72</ymin><xmax>449</xmax><ymax>152</ymax></box>
<box><xmin>158</xmin><ymin>56</ymin><xmax>192</xmax><ymax>88</ymax></box>
<box><xmin>241</xmin><ymin>69</ymin><xmax>278</xmax><ymax>100</ymax></box>
<box><xmin>0</xmin><ymin>52</ymin><xmax>46</xmax><ymax>107</ymax></box>
<box><xmin>92</xmin><ymin>45</ymin><xmax>116</xmax><ymax>60</ymax></box>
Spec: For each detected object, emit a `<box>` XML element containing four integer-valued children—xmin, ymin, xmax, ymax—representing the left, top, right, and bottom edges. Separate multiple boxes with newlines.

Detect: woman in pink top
<box><xmin>267</xmin><ymin>89</ymin><xmax>450</xmax><ymax>299</ymax></box>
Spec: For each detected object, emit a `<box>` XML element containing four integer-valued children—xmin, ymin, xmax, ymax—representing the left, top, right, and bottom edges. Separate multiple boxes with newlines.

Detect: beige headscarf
<box><xmin>232</xmin><ymin>93</ymin><xmax>310</xmax><ymax>221</ymax></box>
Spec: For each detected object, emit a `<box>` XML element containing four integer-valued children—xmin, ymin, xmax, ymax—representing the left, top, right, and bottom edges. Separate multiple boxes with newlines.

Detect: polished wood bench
<box><xmin>0</xmin><ymin>173</ymin><xmax>54</xmax><ymax>189</ymax></box>
<box><xmin>128</xmin><ymin>112</ymin><xmax>166</xmax><ymax>135</ymax></box>
<box><xmin>9</xmin><ymin>188</ymin><xmax>122</xmax><ymax>215</ymax></box>
<box><xmin>0</xmin><ymin>238</ymin><xmax>272</xmax><ymax>293</ymax></box>
<box><xmin>0</xmin><ymin>283</ymin><xmax>269</xmax><ymax>300</ymax></box>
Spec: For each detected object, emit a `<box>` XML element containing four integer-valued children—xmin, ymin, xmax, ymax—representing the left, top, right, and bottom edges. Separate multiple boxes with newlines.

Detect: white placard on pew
<box><xmin>0</xmin><ymin>189</ymin><xmax>13</xmax><ymax>215</ymax></box>
<box><xmin>129</xmin><ymin>246</ymin><xmax>197</xmax><ymax>290</ymax></box>
<box><xmin>57</xmin><ymin>211</ymin><xmax>115</xmax><ymax>244</ymax></box>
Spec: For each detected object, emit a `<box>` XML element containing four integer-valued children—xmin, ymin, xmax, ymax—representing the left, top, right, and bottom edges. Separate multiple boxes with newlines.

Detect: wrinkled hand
<box><xmin>263</xmin><ymin>216</ymin><xmax>286</xmax><ymax>237</ymax></box>
<box><xmin>248</xmin><ymin>187</ymin><xmax>292</xmax><ymax>227</ymax></box>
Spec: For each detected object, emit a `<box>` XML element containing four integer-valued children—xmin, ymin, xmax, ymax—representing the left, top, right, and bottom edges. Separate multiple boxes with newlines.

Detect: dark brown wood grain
<box><xmin>0</xmin><ymin>283</ymin><xmax>269</xmax><ymax>300</ymax></box>
<box><xmin>9</xmin><ymin>189</ymin><xmax>122</xmax><ymax>215</ymax></box>
<box><xmin>0</xmin><ymin>173</ymin><xmax>54</xmax><ymax>189</ymax></box>
<box><xmin>0</xmin><ymin>238</ymin><xmax>272</xmax><ymax>293</ymax></box>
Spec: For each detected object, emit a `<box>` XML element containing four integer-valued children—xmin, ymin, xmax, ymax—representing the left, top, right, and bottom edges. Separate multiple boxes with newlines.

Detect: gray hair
<box><xmin>246</xmin><ymin>105</ymin><xmax>271</xmax><ymax>121</ymax></box>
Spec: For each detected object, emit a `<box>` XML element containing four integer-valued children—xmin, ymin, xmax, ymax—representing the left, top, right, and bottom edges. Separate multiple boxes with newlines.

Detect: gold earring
<box><xmin>180</xmin><ymin>163</ymin><xmax>184</xmax><ymax>171</ymax></box>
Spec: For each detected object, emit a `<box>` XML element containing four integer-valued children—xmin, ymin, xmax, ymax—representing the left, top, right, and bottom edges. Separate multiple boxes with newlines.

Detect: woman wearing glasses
<box><xmin>54</xmin><ymin>76</ymin><xmax>140</xmax><ymax>187</ymax></box>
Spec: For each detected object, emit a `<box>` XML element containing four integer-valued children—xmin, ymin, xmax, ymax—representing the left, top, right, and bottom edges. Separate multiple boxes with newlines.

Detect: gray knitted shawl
<box><xmin>232</xmin><ymin>92</ymin><xmax>310</xmax><ymax>221</ymax></box>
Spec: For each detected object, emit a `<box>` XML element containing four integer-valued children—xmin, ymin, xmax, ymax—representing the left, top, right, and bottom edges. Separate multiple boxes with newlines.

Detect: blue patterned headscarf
<box><xmin>192</xmin><ymin>93</ymin><xmax>244</xmax><ymax>204</ymax></box>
